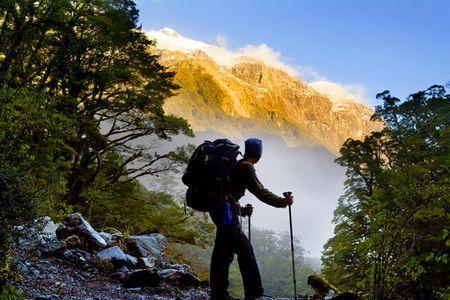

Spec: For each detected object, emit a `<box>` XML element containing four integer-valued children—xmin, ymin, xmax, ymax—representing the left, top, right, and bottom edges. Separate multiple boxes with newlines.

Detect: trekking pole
<box><xmin>284</xmin><ymin>192</ymin><xmax>297</xmax><ymax>300</ymax></box>
<box><xmin>248</xmin><ymin>215</ymin><xmax>251</xmax><ymax>242</ymax></box>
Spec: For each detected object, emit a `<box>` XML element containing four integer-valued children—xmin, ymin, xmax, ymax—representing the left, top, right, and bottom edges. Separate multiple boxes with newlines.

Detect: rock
<box><xmin>30</xmin><ymin>268</ymin><xmax>40</xmax><ymax>277</ymax></box>
<box><xmin>64</xmin><ymin>235</ymin><xmax>82</xmax><ymax>249</ymax></box>
<box><xmin>99</xmin><ymin>232</ymin><xmax>113</xmax><ymax>245</ymax></box>
<box><xmin>40</xmin><ymin>216</ymin><xmax>59</xmax><ymax>238</ymax></box>
<box><xmin>56</xmin><ymin>213</ymin><xmax>107</xmax><ymax>250</ymax></box>
<box><xmin>125</xmin><ymin>233</ymin><xmax>167</xmax><ymax>258</ymax></box>
<box><xmin>39</xmin><ymin>238</ymin><xmax>66</xmax><ymax>255</ymax></box>
<box><xmin>124</xmin><ymin>269</ymin><xmax>161</xmax><ymax>288</ymax></box>
<box><xmin>111</xmin><ymin>266</ymin><xmax>129</xmax><ymax>282</ymax></box>
<box><xmin>159</xmin><ymin>268</ymin><xmax>201</xmax><ymax>287</ymax></box>
<box><xmin>34</xmin><ymin>295</ymin><xmax>57</xmax><ymax>300</ymax></box>
<box><xmin>125</xmin><ymin>254</ymin><xmax>138</xmax><ymax>269</ymax></box>
<box><xmin>138</xmin><ymin>257</ymin><xmax>156</xmax><ymax>269</ymax></box>
<box><xmin>61</xmin><ymin>249</ymin><xmax>92</xmax><ymax>269</ymax></box>
<box><xmin>99</xmin><ymin>231</ymin><xmax>124</xmax><ymax>247</ymax></box>
<box><xmin>96</xmin><ymin>246</ymin><xmax>127</xmax><ymax>268</ymax></box>
<box><xmin>183</xmin><ymin>289</ymin><xmax>210</xmax><ymax>300</ymax></box>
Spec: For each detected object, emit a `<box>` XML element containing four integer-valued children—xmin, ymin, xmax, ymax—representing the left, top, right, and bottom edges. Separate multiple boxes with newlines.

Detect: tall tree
<box><xmin>0</xmin><ymin>0</ymin><xmax>192</xmax><ymax>208</ymax></box>
<box><xmin>322</xmin><ymin>85</ymin><xmax>450</xmax><ymax>299</ymax></box>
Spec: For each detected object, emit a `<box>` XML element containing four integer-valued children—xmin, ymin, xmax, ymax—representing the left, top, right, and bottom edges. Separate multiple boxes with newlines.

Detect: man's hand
<box><xmin>283</xmin><ymin>192</ymin><xmax>294</xmax><ymax>207</ymax></box>
<box><xmin>241</xmin><ymin>204</ymin><xmax>254</xmax><ymax>217</ymax></box>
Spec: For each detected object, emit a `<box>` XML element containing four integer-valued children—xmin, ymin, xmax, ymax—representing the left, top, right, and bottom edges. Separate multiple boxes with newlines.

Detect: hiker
<box><xmin>209</xmin><ymin>138</ymin><xmax>294</xmax><ymax>300</ymax></box>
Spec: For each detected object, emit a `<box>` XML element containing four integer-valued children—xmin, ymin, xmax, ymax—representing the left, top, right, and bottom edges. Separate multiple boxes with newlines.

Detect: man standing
<box><xmin>209</xmin><ymin>138</ymin><xmax>294</xmax><ymax>300</ymax></box>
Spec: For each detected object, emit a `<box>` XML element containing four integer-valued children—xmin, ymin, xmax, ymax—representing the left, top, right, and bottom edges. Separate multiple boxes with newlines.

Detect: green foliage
<box><xmin>86</xmin><ymin>175</ymin><xmax>215</xmax><ymax>244</ymax></box>
<box><xmin>0</xmin><ymin>0</ymin><xmax>191</xmax><ymax>208</ymax></box>
<box><xmin>0</xmin><ymin>161</ymin><xmax>40</xmax><ymax>288</ymax></box>
<box><xmin>0</xmin><ymin>285</ymin><xmax>25</xmax><ymax>300</ymax></box>
<box><xmin>322</xmin><ymin>85</ymin><xmax>450</xmax><ymax>299</ymax></box>
<box><xmin>168</xmin><ymin>225</ymin><xmax>318</xmax><ymax>298</ymax></box>
<box><xmin>0</xmin><ymin>0</ymin><xmax>200</xmax><ymax>242</ymax></box>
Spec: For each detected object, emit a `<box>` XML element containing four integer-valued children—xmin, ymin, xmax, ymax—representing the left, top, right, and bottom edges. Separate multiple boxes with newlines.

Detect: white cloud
<box><xmin>147</xmin><ymin>28</ymin><xmax>297</xmax><ymax>76</ymax></box>
<box><xmin>297</xmin><ymin>65</ymin><xmax>327</xmax><ymax>82</ymax></box>
<box><xmin>147</xmin><ymin>27</ymin><xmax>370</xmax><ymax>106</ymax></box>
<box><xmin>309</xmin><ymin>81</ymin><xmax>369</xmax><ymax>105</ymax></box>
<box><xmin>215</xmin><ymin>33</ymin><xmax>229</xmax><ymax>49</ymax></box>
<box><xmin>237</xmin><ymin>44</ymin><xmax>298</xmax><ymax>76</ymax></box>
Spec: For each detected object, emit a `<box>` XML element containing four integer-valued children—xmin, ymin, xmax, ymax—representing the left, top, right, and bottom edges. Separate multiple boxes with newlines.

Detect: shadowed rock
<box><xmin>96</xmin><ymin>246</ymin><xmax>127</xmax><ymax>268</ymax></box>
<box><xmin>125</xmin><ymin>233</ymin><xmax>167</xmax><ymax>258</ymax></box>
<box><xmin>56</xmin><ymin>213</ymin><xmax>107</xmax><ymax>250</ymax></box>
<box><xmin>124</xmin><ymin>269</ymin><xmax>161</xmax><ymax>288</ymax></box>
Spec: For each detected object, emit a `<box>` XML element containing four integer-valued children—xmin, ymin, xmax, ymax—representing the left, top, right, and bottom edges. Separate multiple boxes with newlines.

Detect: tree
<box><xmin>0</xmin><ymin>161</ymin><xmax>40</xmax><ymax>291</ymax></box>
<box><xmin>0</xmin><ymin>0</ymin><xmax>192</xmax><ymax>209</ymax></box>
<box><xmin>322</xmin><ymin>85</ymin><xmax>450</xmax><ymax>299</ymax></box>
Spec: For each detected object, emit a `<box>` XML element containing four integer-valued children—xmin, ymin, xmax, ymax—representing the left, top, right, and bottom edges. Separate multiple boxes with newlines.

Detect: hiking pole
<box><xmin>284</xmin><ymin>191</ymin><xmax>297</xmax><ymax>300</ymax></box>
<box><xmin>248</xmin><ymin>215</ymin><xmax>251</xmax><ymax>242</ymax></box>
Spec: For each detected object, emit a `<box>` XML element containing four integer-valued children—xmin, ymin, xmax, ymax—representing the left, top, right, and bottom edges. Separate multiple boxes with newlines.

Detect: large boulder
<box><xmin>56</xmin><ymin>213</ymin><xmax>107</xmax><ymax>250</ymax></box>
<box><xmin>124</xmin><ymin>269</ymin><xmax>161</xmax><ymax>288</ymax></box>
<box><xmin>96</xmin><ymin>246</ymin><xmax>127</xmax><ymax>268</ymax></box>
<box><xmin>125</xmin><ymin>233</ymin><xmax>167</xmax><ymax>258</ymax></box>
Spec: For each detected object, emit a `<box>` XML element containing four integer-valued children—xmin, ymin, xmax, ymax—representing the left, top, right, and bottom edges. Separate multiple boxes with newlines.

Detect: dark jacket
<box><xmin>227</xmin><ymin>159</ymin><xmax>286</xmax><ymax>208</ymax></box>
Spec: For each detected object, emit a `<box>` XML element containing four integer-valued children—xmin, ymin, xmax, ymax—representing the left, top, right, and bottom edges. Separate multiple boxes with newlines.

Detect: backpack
<box><xmin>181</xmin><ymin>139</ymin><xmax>241</xmax><ymax>212</ymax></box>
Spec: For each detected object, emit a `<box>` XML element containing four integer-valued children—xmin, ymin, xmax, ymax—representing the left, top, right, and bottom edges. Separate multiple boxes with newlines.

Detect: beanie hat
<box><xmin>244</xmin><ymin>138</ymin><xmax>263</xmax><ymax>158</ymax></box>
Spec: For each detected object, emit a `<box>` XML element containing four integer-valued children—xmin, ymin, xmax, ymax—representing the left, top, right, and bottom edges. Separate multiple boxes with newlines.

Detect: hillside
<box><xmin>149</xmin><ymin>28</ymin><xmax>382</xmax><ymax>155</ymax></box>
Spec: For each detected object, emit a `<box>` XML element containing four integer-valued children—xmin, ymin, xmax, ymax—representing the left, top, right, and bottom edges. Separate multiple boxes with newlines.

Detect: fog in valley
<box><xmin>137</xmin><ymin>130</ymin><xmax>346</xmax><ymax>260</ymax></box>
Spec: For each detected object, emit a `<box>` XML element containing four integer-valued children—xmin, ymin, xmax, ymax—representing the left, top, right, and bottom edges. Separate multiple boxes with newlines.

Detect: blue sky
<box><xmin>135</xmin><ymin>0</ymin><xmax>449</xmax><ymax>107</ymax></box>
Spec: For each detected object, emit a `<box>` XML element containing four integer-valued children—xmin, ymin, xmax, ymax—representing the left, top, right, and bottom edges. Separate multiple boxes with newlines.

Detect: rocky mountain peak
<box><xmin>148</xmin><ymin>29</ymin><xmax>383</xmax><ymax>154</ymax></box>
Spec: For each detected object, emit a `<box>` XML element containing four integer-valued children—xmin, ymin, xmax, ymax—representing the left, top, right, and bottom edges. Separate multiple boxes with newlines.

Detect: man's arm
<box><xmin>242</xmin><ymin>162</ymin><xmax>287</xmax><ymax>208</ymax></box>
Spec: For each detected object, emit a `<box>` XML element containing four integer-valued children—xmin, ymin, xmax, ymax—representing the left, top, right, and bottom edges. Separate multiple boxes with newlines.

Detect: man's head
<box><xmin>244</xmin><ymin>138</ymin><xmax>262</xmax><ymax>164</ymax></box>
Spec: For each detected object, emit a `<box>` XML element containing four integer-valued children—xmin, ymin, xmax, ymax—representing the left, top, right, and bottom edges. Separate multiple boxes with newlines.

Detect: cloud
<box><xmin>297</xmin><ymin>65</ymin><xmax>327</xmax><ymax>82</ymax></box>
<box><xmin>236</xmin><ymin>44</ymin><xmax>298</xmax><ymax>76</ymax></box>
<box><xmin>309</xmin><ymin>80</ymin><xmax>369</xmax><ymax>105</ymax></box>
<box><xmin>215</xmin><ymin>34</ymin><xmax>229</xmax><ymax>48</ymax></box>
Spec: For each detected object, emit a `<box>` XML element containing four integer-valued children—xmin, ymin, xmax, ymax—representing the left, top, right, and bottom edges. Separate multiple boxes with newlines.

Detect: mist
<box><xmin>138</xmin><ymin>130</ymin><xmax>346</xmax><ymax>259</ymax></box>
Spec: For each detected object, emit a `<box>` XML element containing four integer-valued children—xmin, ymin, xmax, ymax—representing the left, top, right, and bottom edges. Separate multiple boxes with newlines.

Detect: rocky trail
<box><xmin>8</xmin><ymin>214</ymin><xmax>209</xmax><ymax>300</ymax></box>
<box><xmin>7</xmin><ymin>214</ymin><xmax>343</xmax><ymax>300</ymax></box>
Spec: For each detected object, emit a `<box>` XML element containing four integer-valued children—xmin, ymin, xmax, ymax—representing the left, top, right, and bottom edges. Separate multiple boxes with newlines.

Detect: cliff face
<box><xmin>152</xmin><ymin>31</ymin><xmax>381</xmax><ymax>155</ymax></box>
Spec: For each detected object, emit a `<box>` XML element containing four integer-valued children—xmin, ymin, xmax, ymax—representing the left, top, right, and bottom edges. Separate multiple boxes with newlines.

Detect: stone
<box><xmin>41</xmin><ymin>217</ymin><xmax>59</xmax><ymax>238</ymax></box>
<box><xmin>138</xmin><ymin>257</ymin><xmax>156</xmax><ymax>269</ymax></box>
<box><xmin>61</xmin><ymin>249</ymin><xmax>92</xmax><ymax>269</ymax></box>
<box><xmin>34</xmin><ymin>295</ymin><xmax>57</xmax><ymax>300</ymax></box>
<box><xmin>159</xmin><ymin>268</ymin><xmax>201</xmax><ymax>287</ymax></box>
<box><xmin>124</xmin><ymin>269</ymin><xmax>161</xmax><ymax>288</ymax></box>
<box><xmin>125</xmin><ymin>233</ymin><xmax>167</xmax><ymax>258</ymax></box>
<box><xmin>99</xmin><ymin>232</ymin><xmax>113</xmax><ymax>245</ymax></box>
<box><xmin>96</xmin><ymin>246</ymin><xmax>127</xmax><ymax>268</ymax></box>
<box><xmin>64</xmin><ymin>235</ymin><xmax>82</xmax><ymax>249</ymax></box>
<box><xmin>56</xmin><ymin>213</ymin><xmax>107</xmax><ymax>250</ymax></box>
<box><xmin>125</xmin><ymin>254</ymin><xmax>138</xmax><ymax>269</ymax></box>
<box><xmin>183</xmin><ymin>289</ymin><xmax>210</xmax><ymax>300</ymax></box>
<box><xmin>39</xmin><ymin>238</ymin><xmax>66</xmax><ymax>255</ymax></box>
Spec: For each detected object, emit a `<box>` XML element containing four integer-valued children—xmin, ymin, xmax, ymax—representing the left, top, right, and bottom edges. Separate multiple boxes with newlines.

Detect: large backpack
<box><xmin>181</xmin><ymin>139</ymin><xmax>241</xmax><ymax>212</ymax></box>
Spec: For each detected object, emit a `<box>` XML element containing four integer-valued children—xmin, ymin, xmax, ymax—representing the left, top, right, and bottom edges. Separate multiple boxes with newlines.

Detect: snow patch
<box><xmin>146</xmin><ymin>28</ymin><xmax>297</xmax><ymax>76</ymax></box>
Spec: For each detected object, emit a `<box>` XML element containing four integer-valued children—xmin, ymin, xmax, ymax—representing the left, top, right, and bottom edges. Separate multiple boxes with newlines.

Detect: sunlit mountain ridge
<box><xmin>148</xmin><ymin>28</ymin><xmax>382</xmax><ymax>154</ymax></box>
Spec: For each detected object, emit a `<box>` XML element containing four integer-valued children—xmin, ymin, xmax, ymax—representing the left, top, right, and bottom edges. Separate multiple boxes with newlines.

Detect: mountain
<box><xmin>148</xmin><ymin>28</ymin><xmax>382</xmax><ymax>155</ymax></box>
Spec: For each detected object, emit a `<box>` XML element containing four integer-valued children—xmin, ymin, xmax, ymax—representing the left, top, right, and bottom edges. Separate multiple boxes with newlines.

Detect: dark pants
<box><xmin>209</xmin><ymin>207</ymin><xmax>264</xmax><ymax>300</ymax></box>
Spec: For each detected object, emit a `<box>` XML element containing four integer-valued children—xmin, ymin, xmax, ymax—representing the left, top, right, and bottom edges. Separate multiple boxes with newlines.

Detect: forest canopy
<box><xmin>322</xmin><ymin>85</ymin><xmax>450</xmax><ymax>299</ymax></box>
